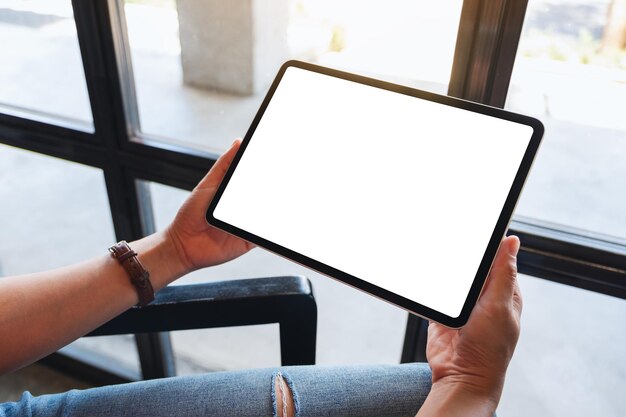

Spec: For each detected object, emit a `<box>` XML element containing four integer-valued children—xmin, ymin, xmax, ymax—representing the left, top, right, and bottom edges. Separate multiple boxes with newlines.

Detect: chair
<box><xmin>42</xmin><ymin>275</ymin><xmax>317</xmax><ymax>384</ymax></box>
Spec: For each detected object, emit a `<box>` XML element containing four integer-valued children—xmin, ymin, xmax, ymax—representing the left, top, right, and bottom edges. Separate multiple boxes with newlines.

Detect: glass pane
<box><xmin>123</xmin><ymin>0</ymin><xmax>462</xmax><ymax>152</ymax></box>
<box><xmin>0</xmin><ymin>0</ymin><xmax>93</xmax><ymax>129</ymax></box>
<box><xmin>507</xmin><ymin>0</ymin><xmax>626</xmax><ymax>239</ymax></box>
<box><xmin>147</xmin><ymin>181</ymin><xmax>406</xmax><ymax>372</ymax></box>
<box><xmin>0</xmin><ymin>144</ymin><xmax>138</xmax><ymax>372</ymax></box>
<box><xmin>499</xmin><ymin>274</ymin><xmax>626</xmax><ymax>417</ymax></box>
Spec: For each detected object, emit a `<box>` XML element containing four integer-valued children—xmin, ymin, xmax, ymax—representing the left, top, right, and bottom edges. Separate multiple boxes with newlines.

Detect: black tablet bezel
<box><xmin>206</xmin><ymin>60</ymin><xmax>543</xmax><ymax>328</ymax></box>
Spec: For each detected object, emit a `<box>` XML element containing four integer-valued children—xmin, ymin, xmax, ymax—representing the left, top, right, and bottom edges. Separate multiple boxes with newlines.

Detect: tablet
<box><xmin>206</xmin><ymin>60</ymin><xmax>543</xmax><ymax>328</ymax></box>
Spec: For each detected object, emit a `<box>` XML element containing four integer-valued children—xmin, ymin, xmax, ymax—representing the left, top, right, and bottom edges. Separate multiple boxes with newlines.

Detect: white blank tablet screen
<box><xmin>213</xmin><ymin>66</ymin><xmax>533</xmax><ymax>318</ymax></box>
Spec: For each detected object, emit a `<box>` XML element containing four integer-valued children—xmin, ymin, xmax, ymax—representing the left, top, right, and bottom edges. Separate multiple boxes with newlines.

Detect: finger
<box><xmin>480</xmin><ymin>235</ymin><xmax>520</xmax><ymax>304</ymax></box>
<box><xmin>195</xmin><ymin>139</ymin><xmax>242</xmax><ymax>190</ymax></box>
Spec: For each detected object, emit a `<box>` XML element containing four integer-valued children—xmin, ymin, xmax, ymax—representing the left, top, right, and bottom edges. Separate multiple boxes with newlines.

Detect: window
<box><xmin>500</xmin><ymin>274</ymin><xmax>626</xmax><ymax>417</ymax></box>
<box><xmin>0</xmin><ymin>1</ymin><xmax>93</xmax><ymax>130</ymax></box>
<box><xmin>0</xmin><ymin>1</ymin><xmax>624</xmax><ymax>411</ymax></box>
<box><xmin>507</xmin><ymin>0</ymin><xmax>626</xmax><ymax>240</ymax></box>
<box><xmin>0</xmin><ymin>145</ymin><xmax>113</xmax><ymax>273</ymax></box>
<box><xmin>121</xmin><ymin>0</ymin><xmax>462</xmax><ymax>152</ymax></box>
<box><xmin>0</xmin><ymin>144</ymin><xmax>138</xmax><ymax>373</ymax></box>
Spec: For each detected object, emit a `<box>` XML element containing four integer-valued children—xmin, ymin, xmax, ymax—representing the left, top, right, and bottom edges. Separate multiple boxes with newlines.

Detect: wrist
<box><xmin>434</xmin><ymin>372</ymin><xmax>504</xmax><ymax>398</ymax></box>
<box><xmin>416</xmin><ymin>379</ymin><xmax>500</xmax><ymax>417</ymax></box>
<box><xmin>130</xmin><ymin>231</ymin><xmax>189</xmax><ymax>291</ymax></box>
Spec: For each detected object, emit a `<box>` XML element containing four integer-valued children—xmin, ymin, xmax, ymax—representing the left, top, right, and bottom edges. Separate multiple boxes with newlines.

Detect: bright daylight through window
<box><xmin>0</xmin><ymin>0</ymin><xmax>92</xmax><ymax>129</ymax></box>
<box><xmin>508</xmin><ymin>0</ymin><xmax>626</xmax><ymax>240</ymax></box>
<box><xmin>122</xmin><ymin>0</ymin><xmax>462</xmax><ymax>152</ymax></box>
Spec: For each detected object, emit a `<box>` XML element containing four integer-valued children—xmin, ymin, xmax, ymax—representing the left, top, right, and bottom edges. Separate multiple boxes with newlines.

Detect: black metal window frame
<box><xmin>0</xmin><ymin>0</ymin><xmax>624</xmax><ymax>379</ymax></box>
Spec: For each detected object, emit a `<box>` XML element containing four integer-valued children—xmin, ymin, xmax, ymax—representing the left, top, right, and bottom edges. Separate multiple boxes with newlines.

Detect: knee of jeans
<box><xmin>272</xmin><ymin>371</ymin><xmax>298</xmax><ymax>417</ymax></box>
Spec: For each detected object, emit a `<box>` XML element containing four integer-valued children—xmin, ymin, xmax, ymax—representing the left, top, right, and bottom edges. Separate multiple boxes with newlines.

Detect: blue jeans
<box><xmin>0</xmin><ymin>364</ymin><xmax>431</xmax><ymax>417</ymax></box>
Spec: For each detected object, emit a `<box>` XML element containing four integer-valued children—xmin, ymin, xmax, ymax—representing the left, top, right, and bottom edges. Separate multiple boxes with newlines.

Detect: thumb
<box><xmin>480</xmin><ymin>235</ymin><xmax>520</xmax><ymax>303</ymax></box>
<box><xmin>195</xmin><ymin>139</ymin><xmax>242</xmax><ymax>191</ymax></box>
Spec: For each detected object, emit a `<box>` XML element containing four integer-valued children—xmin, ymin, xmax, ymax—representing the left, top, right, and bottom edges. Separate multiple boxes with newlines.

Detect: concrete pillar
<box><xmin>176</xmin><ymin>0</ymin><xmax>289</xmax><ymax>95</ymax></box>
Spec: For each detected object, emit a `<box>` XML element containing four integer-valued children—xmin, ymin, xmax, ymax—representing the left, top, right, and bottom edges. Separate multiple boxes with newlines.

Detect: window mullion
<box><xmin>72</xmin><ymin>0</ymin><xmax>128</xmax><ymax>148</ymax></box>
<box><xmin>72</xmin><ymin>0</ymin><xmax>177</xmax><ymax>382</ymax></box>
<box><xmin>448</xmin><ymin>0</ymin><xmax>529</xmax><ymax>107</ymax></box>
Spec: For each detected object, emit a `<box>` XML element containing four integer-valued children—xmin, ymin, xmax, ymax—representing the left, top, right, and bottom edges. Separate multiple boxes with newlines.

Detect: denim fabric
<box><xmin>0</xmin><ymin>363</ymin><xmax>431</xmax><ymax>417</ymax></box>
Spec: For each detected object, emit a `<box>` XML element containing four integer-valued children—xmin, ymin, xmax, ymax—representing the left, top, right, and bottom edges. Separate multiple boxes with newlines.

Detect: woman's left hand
<box><xmin>166</xmin><ymin>140</ymin><xmax>254</xmax><ymax>274</ymax></box>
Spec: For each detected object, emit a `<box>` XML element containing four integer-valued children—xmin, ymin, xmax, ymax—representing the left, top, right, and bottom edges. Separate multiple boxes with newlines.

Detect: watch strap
<box><xmin>109</xmin><ymin>241</ymin><xmax>155</xmax><ymax>307</ymax></box>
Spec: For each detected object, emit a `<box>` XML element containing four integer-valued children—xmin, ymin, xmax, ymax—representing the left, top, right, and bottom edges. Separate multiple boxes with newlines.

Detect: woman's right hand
<box><xmin>417</xmin><ymin>236</ymin><xmax>523</xmax><ymax>416</ymax></box>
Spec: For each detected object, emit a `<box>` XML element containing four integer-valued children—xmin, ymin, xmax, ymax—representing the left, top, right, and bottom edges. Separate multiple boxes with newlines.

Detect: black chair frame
<box><xmin>42</xmin><ymin>275</ymin><xmax>317</xmax><ymax>384</ymax></box>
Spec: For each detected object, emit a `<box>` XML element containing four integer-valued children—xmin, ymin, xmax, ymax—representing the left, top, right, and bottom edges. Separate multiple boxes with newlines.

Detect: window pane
<box><xmin>0</xmin><ymin>145</ymin><xmax>138</xmax><ymax>372</ymax></box>
<box><xmin>123</xmin><ymin>0</ymin><xmax>462</xmax><ymax>153</ymax></box>
<box><xmin>146</xmin><ymin>181</ymin><xmax>406</xmax><ymax>372</ymax></box>
<box><xmin>499</xmin><ymin>275</ymin><xmax>626</xmax><ymax>417</ymax></box>
<box><xmin>507</xmin><ymin>0</ymin><xmax>626</xmax><ymax>240</ymax></box>
<box><xmin>0</xmin><ymin>1</ymin><xmax>93</xmax><ymax>129</ymax></box>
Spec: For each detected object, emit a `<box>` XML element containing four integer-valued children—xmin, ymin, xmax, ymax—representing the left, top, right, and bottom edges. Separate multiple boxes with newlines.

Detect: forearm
<box><xmin>0</xmin><ymin>231</ymin><xmax>186</xmax><ymax>375</ymax></box>
<box><xmin>416</xmin><ymin>382</ymin><xmax>499</xmax><ymax>417</ymax></box>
